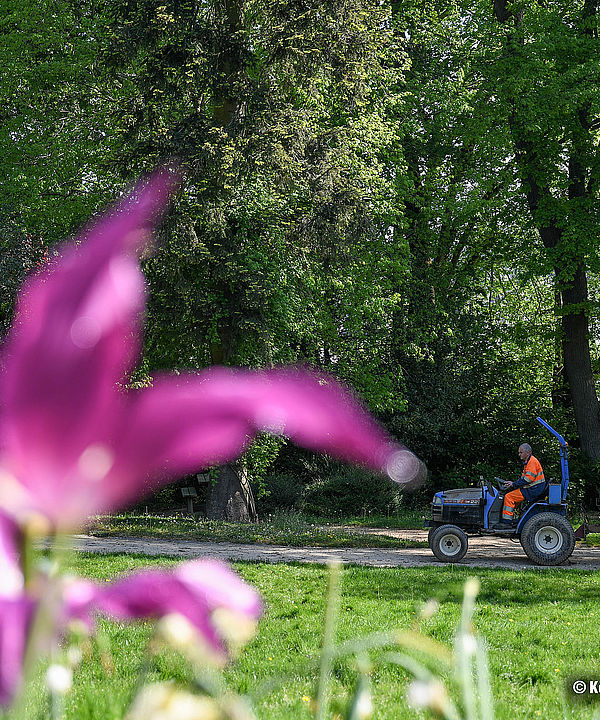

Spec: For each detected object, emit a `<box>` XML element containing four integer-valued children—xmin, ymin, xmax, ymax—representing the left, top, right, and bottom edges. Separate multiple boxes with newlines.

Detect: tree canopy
<box><xmin>1</xmin><ymin>0</ymin><xmax>599</xmax><ymax>513</ymax></box>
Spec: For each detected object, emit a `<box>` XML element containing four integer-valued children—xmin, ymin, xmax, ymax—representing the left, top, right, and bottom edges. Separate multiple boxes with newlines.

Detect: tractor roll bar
<box><xmin>536</xmin><ymin>417</ymin><xmax>569</xmax><ymax>501</ymax></box>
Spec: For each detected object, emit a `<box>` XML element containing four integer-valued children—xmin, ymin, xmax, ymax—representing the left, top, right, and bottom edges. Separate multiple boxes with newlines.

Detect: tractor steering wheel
<box><xmin>491</xmin><ymin>477</ymin><xmax>506</xmax><ymax>492</ymax></box>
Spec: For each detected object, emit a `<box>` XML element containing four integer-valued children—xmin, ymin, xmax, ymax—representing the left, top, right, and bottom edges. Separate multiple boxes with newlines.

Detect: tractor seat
<box><xmin>519</xmin><ymin>485</ymin><xmax>550</xmax><ymax>514</ymax></box>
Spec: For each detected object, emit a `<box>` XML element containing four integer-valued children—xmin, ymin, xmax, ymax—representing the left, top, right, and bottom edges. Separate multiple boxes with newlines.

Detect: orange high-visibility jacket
<box><xmin>514</xmin><ymin>455</ymin><xmax>546</xmax><ymax>501</ymax></box>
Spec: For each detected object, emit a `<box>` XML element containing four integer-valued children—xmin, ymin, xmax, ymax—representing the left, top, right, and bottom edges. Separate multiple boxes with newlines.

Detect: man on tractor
<box><xmin>493</xmin><ymin>443</ymin><xmax>547</xmax><ymax>530</ymax></box>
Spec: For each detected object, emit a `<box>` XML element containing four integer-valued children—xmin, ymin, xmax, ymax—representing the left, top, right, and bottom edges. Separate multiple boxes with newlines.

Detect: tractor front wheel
<box><xmin>429</xmin><ymin>524</ymin><xmax>468</xmax><ymax>562</ymax></box>
<box><xmin>520</xmin><ymin>512</ymin><xmax>575</xmax><ymax>566</ymax></box>
<box><xmin>427</xmin><ymin>525</ymin><xmax>441</xmax><ymax>545</ymax></box>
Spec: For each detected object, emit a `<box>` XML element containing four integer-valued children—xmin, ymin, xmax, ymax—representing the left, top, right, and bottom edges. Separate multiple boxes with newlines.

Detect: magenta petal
<box><xmin>174</xmin><ymin>560</ymin><xmax>262</xmax><ymax>618</ymax></box>
<box><xmin>0</xmin><ymin>161</ymin><xmax>422</xmax><ymax>531</ymax></box>
<box><xmin>62</xmin><ymin>579</ymin><xmax>98</xmax><ymax>628</ymax></box>
<box><xmin>91</xmin><ymin>560</ymin><xmax>262</xmax><ymax>654</ymax></box>
<box><xmin>94</xmin><ymin>569</ymin><xmax>218</xmax><ymax>648</ymax></box>
<box><xmin>0</xmin><ymin>578</ymin><xmax>97</xmax><ymax>707</ymax></box>
<box><xmin>148</xmin><ymin>367</ymin><xmax>409</xmax><ymax>474</ymax></box>
<box><xmin>0</xmin><ymin>363</ymin><xmax>421</xmax><ymax>523</ymax></box>
<box><xmin>0</xmin><ymin>513</ymin><xmax>23</xmax><ymax>598</ymax></box>
<box><xmin>0</xmin><ymin>596</ymin><xmax>34</xmax><ymax>706</ymax></box>
<box><xmin>0</xmin><ymin>168</ymin><xmax>179</xmax><ymax>523</ymax></box>
<box><xmin>97</xmin><ymin>368</ymin><xmax>422</xmax><ymax>512</ymax></box>
<box><xmin>95</xmin><ymin>377</ymin><xmax>252</xmax><ymax>511</ymax></box>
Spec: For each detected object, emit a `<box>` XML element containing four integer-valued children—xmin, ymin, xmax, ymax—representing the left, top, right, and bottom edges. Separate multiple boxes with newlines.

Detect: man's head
<box><xmin>518</xmin><ymin>443</ymin><xmax>532</xmax><ymax>461</ymax></box>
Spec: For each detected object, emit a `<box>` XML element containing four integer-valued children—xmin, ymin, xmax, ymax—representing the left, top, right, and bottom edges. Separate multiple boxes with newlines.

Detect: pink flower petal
<box><xmin>94</xmin><ymin>368</ymin><xmax>424</xmax><ymax>512</ymax></box>
<box><xmin>174</xmin><ymin>560</ymin><xmax>262</xmax><ymax>618</ymax></box>
<box><xmin>0</xmin><ymin>513</ymin><xmax>23</xmax><ymax>598</ymax></box>
<box><xmin>0</xmin><ymin>577</ymin><xmax>98</xmax><ymax>707</ymax></box>
<box><xmin>0</xmin><ymin>168</ymin><xmax>179</xmax><ymax>524</ymax></box>
<box><xmin>90</xmin><ymin>560</ymin><xmax>262</xmax><ymax>655</ymax></box>
<box><xmin>61</xmin><ymin>578</ymin><xmax>98</xmax><ymax>628</ymax></box>
<box><xmin>0</xmin><ymin>164</ymin><xmax>424</xmax><ymax>530</ymax></box>
<box><xmin>0</xmin><ymin>596</ymin><xmax>34</xmax><ymax>706</ymax></box>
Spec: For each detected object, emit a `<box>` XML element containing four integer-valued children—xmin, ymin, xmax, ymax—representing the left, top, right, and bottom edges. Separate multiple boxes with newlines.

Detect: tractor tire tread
<box><xmin>429</xmin><ymin>524</ymin><xmax>468</xmax><ymax>563</ymax></box>
<box><xmin>519</xmin><ymin>512</ymin><xmax>575</xmax><ymax>566</ymax></box>
<box><xmin>427</xmin><ymin>525</ymin><xmax>441</xmax><ymax>545</ymax></box>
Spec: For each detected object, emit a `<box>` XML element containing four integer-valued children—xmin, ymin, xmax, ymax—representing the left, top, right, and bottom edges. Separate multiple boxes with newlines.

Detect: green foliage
<box><xmin>301</xmin><ymin>465</ymin><xmax>404</xmax><ymax>518</ymax></box>
<box><xmin>102</xmin><ymin>0</ymin><xmax>410</xmax><ymax>412</ymax></box>
<box><xmin>0</xmin><ymin>223</ymin><xmax>46</xmax><ymax>337</ymax></box>
<box><xmin>254</xmin><ymin>472</ymin><xmax>304</xmax><ymax>514</ymax></box>
<box><xmin>300</xmin><ymin>474</ymin><xmax>397</xmax><ymax>518</ymax></box>
<box><xmin>245</xmin><ymin>434</ymin><xmax>286</xmax><ymax>498</ymax></box>
<box><xmin>1</xmin><ymin>0</ymin><xmax>600</xmax><ymax>510</ymax></box>
<box><xmin>0</xmin><ymin>0</ymin><xmax>119</xmax><ymax>238</ymax></box>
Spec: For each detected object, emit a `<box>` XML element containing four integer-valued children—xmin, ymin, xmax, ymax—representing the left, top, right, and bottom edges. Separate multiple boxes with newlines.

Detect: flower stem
<box><xmin>315</xmin><ymin>561</ymin><xmax>341</xmax><ymax>720</ymax></box>
<box><xmin>50</xmin><ymin>690</ymin><xmax>65</xmax><ymax>720</ymax></box>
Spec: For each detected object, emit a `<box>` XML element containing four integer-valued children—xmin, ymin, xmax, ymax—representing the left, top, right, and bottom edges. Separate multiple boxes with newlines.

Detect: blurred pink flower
<box><xmin>0</xmin><ymin>514</ymin><xmax>30</xmax><ymax>705</ymax></box>
<box><xmin>95</xmin><ymin>558</ymin><xmax>261</xmax><ymax>626</ymax></box>
<box><xmin>0</xmin><ymin>168</ymin><xmax>423</xmax><ymax>531</ymax></box>
<box><xmin>0</xmin><ymin>595</ymin><xmax>34</xmax><ymax>705</ymax></box>
<box><xmin>0</xmin><ymin>556</ymin><xmax>262</xmax><ymax>705</ymax></box>
<box><xmin>0</xmin><ymin>166</ymin><xmax>424</xmax><ymax>705</ymax></box>
<box><xmin>0</xmin><ymin>512</ymin><xmax>22</xmax><ymax>598</ymax></box>
<box><xmin>66</xmin><ymin>559</ymin><xmax>262</xmax><ymax>659</ymax></box>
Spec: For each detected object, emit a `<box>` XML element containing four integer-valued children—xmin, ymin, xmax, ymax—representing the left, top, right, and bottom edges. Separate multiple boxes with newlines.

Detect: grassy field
<box><xmin>13</xmin><ymin>553</ymin><xmax>600</xmax><ymax>720</ymax></box>
<box><xmin>583</xmin><ymin>533</ymin><xmax>600</xmax><ymax>547</ymax></box>
<box><xmin>306</xmin><ymin>510</ymin><xmax>427</xmax><ymax>529</ymax></box>
<box><xmin>87</xmin><ymin>512</ymin><xmax>428</xmax><ymax>548</ymax></box>
<box><xmin>88</xmin><ymin>508</ymin><xmax>591</xmax><ymax>547</ymax></box>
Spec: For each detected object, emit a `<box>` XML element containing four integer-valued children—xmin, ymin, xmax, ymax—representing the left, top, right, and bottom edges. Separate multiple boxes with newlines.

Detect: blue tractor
<box><xmin>425</xmin><ymin>418</ymin><xmax>576</xmax><ymax>566</ymax></box>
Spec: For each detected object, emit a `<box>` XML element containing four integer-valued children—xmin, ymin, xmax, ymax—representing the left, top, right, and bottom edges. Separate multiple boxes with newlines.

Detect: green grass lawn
<box><xmin>305</xmin><ymin>510</ymin><xmax>428</xmax><ymax>530</ymax></box>
<box><xmin>583</xmin><ymin>533</ymin><xmax>600</xmax><ymax>547</ymax></box>
<box><xmin>17</xmin><ymin>553</ymin><xmax>600</xmax><ymax>720</ymax></box>
<box><xmin>87</xmin><ymin>512</ymin><xmax>427</xmax><ymax>548</ymax></box>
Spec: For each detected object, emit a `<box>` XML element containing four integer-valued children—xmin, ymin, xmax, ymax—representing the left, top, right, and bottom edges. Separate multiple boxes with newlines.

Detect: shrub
<box><xmin>255</xmin><ymin>472</ymin><xmax>304</xmax><ymax>515</ymax></box>
<box><xmin>301</xmin><ymin>465</ymin><xmax>403</xmax><ymax>517</ymax></box>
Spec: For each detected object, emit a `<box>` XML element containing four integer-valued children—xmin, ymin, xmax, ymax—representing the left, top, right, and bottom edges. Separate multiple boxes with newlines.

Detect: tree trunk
<box><xmin>206</xmin><ymin>463</ymin><xmax>258</xmax><ymax>522</ymax></box>
<box><xmin>550</xmin><ymin>286</ymin><xmax>570</xmax><ymax>411</ymax></box>
<box><xmin>205</xmin><ymin>0</ymin><xmax>259</xmax><ymax>519</ymax></box>
<box><xmin>560</xmin><ymin>264</ymin><xmax>600</xmax><ymax>458</ymax></box>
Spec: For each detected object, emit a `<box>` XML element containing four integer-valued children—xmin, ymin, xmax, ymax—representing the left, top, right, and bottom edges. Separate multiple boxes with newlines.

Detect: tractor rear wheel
<box><xmin>519</xmin><ymin>512</ymin><xmax>575</xmax><ymax>566</ymax></box>
<box><xmin>429</xmin><ymin>524</ymin><xmax>468</xmax><ymax>562</ymax></box>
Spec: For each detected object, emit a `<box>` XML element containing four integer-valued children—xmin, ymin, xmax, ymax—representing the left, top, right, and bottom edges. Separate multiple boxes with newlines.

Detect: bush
<box><xmin>301</xmin><ymin>465</ymin><xmax>403</xmax><ymax>518</ymax></box>
<box><xmin>254</xmin><ymin>472</ymin><xmax>304</xmax><ymax>515</ymax></box>
<box><xmin>257</xmin><ymin>449</ymin><xmax>428</xmax><ymax>517</ymax></box>
<box><xmin>129</xmin><ymin>476</ymin><xmax>208</xmax><ymax>513</ymax></box>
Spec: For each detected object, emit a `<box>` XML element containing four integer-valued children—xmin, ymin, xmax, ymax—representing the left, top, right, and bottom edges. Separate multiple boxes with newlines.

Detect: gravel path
<box><xmin>71</xmin><ymin>530</ymin><xmax>600</xmax><ymax>570</ymax></box>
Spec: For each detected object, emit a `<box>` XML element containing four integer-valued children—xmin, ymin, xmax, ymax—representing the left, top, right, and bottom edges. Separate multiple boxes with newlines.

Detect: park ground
<box><xmin>27</xmin><ymin>553</ymin><xmax>600</xmax><ymax>720</ymax></box>
<box><xmin>21</xmin><ymin>511</ymin><xmax>600</xmax><ymax>720</ymax></box>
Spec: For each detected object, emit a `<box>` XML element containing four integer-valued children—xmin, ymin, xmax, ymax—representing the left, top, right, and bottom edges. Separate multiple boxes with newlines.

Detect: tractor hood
<box><xmin>439</xmin><ymin>487</ymin><xmax>483</xmax><ymax>504</ymax></box>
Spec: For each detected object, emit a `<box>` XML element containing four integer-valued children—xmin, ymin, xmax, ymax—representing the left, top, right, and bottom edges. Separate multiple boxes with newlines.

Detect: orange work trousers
<box><xmin>502</xmin><ymin>488</ymin><xmax>525</xmax><ymax>521</ymax></box>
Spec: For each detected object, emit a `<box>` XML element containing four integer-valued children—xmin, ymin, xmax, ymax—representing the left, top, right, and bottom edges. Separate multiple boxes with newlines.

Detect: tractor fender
<box><xmin>517</xmin><ymin>502</ymin><xmax>567</xmax><ymax>532</ymax></box>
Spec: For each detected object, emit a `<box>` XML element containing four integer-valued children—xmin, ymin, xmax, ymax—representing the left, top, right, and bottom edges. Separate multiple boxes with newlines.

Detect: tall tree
<box><xmin>103</xmin><ymin>0</ymin><xmax>408</xmax><ymax>517</ymax></box>
<box><xmin>384</xmin><ymin>0</ymin><xmax>549</xmax><ymax>475</ymax></box>
<box><xmin>0</xmin><ymin>0</ymin><xmax>119</xmax><ymax>336</ymax></box>
<box><xmin>0</xmin><ymin>0</ymin><xmax>118</xmax><ymax>239</ymax></box>
<box><xmin>387</xmin><ymin>0</ymin><xmax>600</xmax><ymax>471</ymax></box>
<box><xmin>490</xmin><ymin>0</ymin><xmax>600</xmax><ymax>460</ymax></box>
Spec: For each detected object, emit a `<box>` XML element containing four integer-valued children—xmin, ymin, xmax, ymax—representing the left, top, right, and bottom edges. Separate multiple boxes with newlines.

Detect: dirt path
<box><xmin>71</xmin><ymin>530</ymin><xmax>600</xmax><ymax>570</ymax></box>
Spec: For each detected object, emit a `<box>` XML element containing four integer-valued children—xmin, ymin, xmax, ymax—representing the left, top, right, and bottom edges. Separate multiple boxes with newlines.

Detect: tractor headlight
<box><xmin>432</xmin><ymin>495</ymin><xmax>442</xmax><ymax>506</ymax></box>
